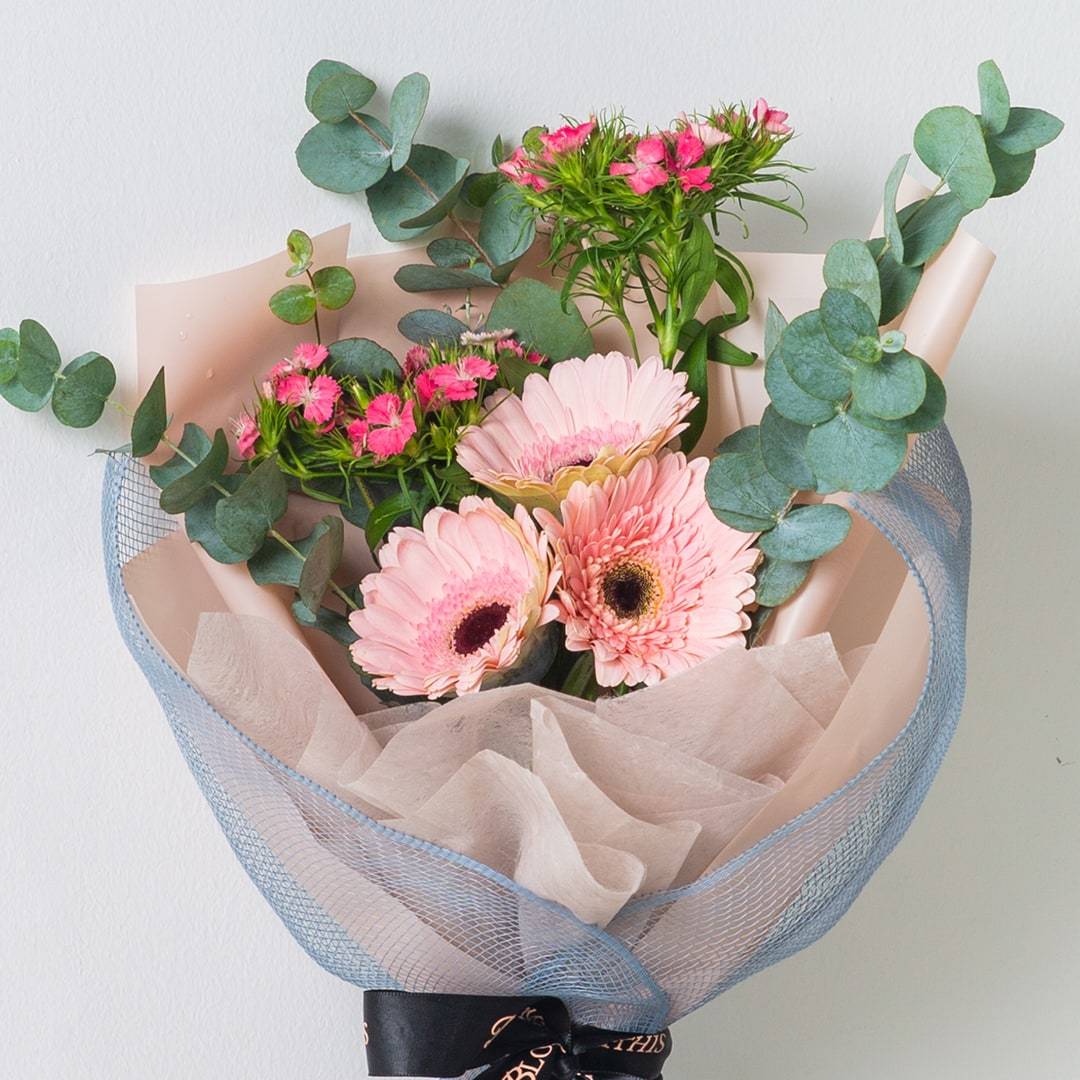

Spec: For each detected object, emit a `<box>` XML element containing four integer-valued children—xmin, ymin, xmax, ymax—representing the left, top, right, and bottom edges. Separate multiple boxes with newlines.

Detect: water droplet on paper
<box><xmin>178</xmin><ymin>330</ymin><xmax>188</xmax><ymax>341</ymax></box>
<box><xmin>205</xmin><ymin>368</ymin><xmax>215</xmax><ymax>380</ymax></box>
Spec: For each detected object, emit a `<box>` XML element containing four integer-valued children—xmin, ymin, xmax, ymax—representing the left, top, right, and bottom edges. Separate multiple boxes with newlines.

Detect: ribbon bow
<box><xmin>364</xmin><ymin>991</ymin><xmax>672</xmax><ymax>1080</ymax></box>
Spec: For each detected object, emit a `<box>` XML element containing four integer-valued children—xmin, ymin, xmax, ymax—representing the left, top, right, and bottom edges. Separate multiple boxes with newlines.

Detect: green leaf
<box><xmin>295</xmin><ymin>116</ymin><xmax>392</xmax><ymax>194</ymax></box>
<box><xmin>365</xmin><ymin>491</ymin><xmax>414</xmax><ymax>551</ymax></box>
<box><xmin>561</xmin><ymin>651</ymin><xmax>597</xmax><ymax>700</ymax></box>
<box><xmin>291</xmin><ymin>600</ymin><xmax>359</xmax><ymax>647</ymax></box>
<box><xmin>248</xmin><ymin>525</ymin><xmax>321</xmax><ymax>585</ymax></box>
<box><xmin>498</xmin><ymin>353</ymin><xmax>547</xmax><ymax>396</ymax></box>
<box><xmin>285</xmin><ymin>229</ymin><xmax>313</xmax><ymax>278</ymax></box>
<box><xmin>0</xmin><ymin>327</ymin><xmax>17</xmax><ymax>384</ymax></box>
<box><xmin>759</xmin><ymin>503</ymin><xmax>852</xmax><ymax>562</ymax></box>
<box><xmin>759</xmin><ymin>405</ymin><xmax>814</xmax><ymax>490</ymax></box>
<box><xmin>393</xmin><ymin>264</ymin><xmax>495</xmax><ymax>292</ymax></box>
<box><xmin>270</xmin><ymin>284</ymin><xmax>317</xmax><ymax>325</ymax></box>
<box><xmin>913</xmin><ymin>105</ymin><xmax>996</xmax><ymax>211</ymax></box>
<box><xmin>977</xmin><ymin>60</ymin><xmax>1011</xmax><ymax>136</ymax></box>
<box><xmin>478</xmin><ymin>183</ymin><xmax>536</xmax><ymax>268</ymax></box>
<box><xmin>398</xmin><ymin>309</ymin><xmax>469</xmax><ymax>346</ymax></box>
<box><xmin>51</xmin><ymin>352</ymin><xmax>116</xmax><ymax>428</ymax></box>
<box><xmin>328</xmin><ymin>337</ymin><xmax>399</xmax><ymax>381</ymax></box>
<box><xmin>16</xmin><ymin>318</ymin><xmax>61</xmax><ymax>399</ymax></box>
<box><xmin>994</xmin><ymin>107</ymin><xmax>1064</xmax><ymax>154</ymax></box>
<box><xmin>680</xmin><ymin>325</ymin><xmax>710</xmax><ymax>455</ymax></box>
<box><xmin>716</xmin><ymin>424</ymin><xmax>760</xmax><ymax>456</ymax></box>
<box><xmin>764</xmin><ymin>301</ymin><xmax>787</xmax><ymax>360</ymax></box>
<box><xmin>310</xmin><ymin>70</ymin><xmax>378</xmax><ymax>125</ymax></box>
<box><xmin>986</xmin><ymin>140</ymin><xmax>1036</xmax><ymax>198</ymax></box>
<box><xmin>819</xmin><ymin>288</ymin><xmax>880</xmax><ymax>359</ymax></box>
<box><xmin>897</xmin><ymin>193</ymin><xmax>967</xmax><ymax>267</ymax></box>
<box><xmin>214</xmin><ymin>455</ymin><xmax>289</xmax><ymax>558</ymax></box>
<box><xmin>882</xmin><ymin>154</ymin><xmax>909</xmax><ymax>265</ymax></box>
<box><xmin>851</xmin><ymin>348</ymin><xmax>926</xmax><ymax>419</ymax></box>
<box><xmin>764</xmin><ymin>348</ymin><xmax>836</xmax><ymax>426</ymax></box>
<box><xmin>486</xmin><ymin>278</ymin><xmax>592</xmax><ymax>361</ymax></box>
<box><xmin>312</xmin><ymin>265</ymin><xmax>356</xmax><ymax>310</ymax></box>
<box><xmin>130</xmin><ymin>367</ymin><xmax>168</xmax><ymax>458</ymax></box>
<box><xmin>462</xmin><ymin>171</ymin><xmax>503</xmax><ymax>210</ymax></box>
<box><xmin>305</xmin><ymin>60</ymin><xmax>374</xmax><ymax>116</ymax></box>
<box><xmin>183</xmin><ymin>477</ymin><xmax>247</xmax><ymax>564</ymax></box>
<box><xmin>148</xmin><ymin>422</ymin><xmax>210</xmax><ymax>488</ymax></box>
<box><xmin>880</xmin><ymin>329</ymin><xmax>906</xmax><ymax>354</ymax></box>
<box><xmin>823</xmin><ymin>240</ymin><xmax>881</xmax><ymax>323</ymax></box>
<box><xmin>159</xmin><ymin>428</ymin><xmax>229</xmax><ymax>513</ymax></box>
<box><xmin>388</xmin><ymin>72</ymin><xmax>430</xmax><ymax>171</ymax></box>
<box><xmin>868</xmin><ymin>239</ymin><xmax>924</xmax><ymax>323</ymax></box>
<box><xmin>754</xmin><ymin>556</ymin><xmax>812</xmax><ymax>607</ymax></box>
<box><xmin>805</xmin><ymin>410</ymin><xmax>908</xmax><ymax>492</ymax></box>
<box><xmin>705</xmin><ymin>443</ymin><xmax>793</xmax><ymax>531</ymax></box>
<box><xmin>299</xmin><ymin>516</ymin><xmax>345</xmax><ymax>612</ymax></box>
<box><xmin>679</xmin><ymin>220</ymin><xmax>717</xmax><ymax>317</ymax></box>
<box><xmin>778</xmin><ymin>310</ymin><xmax>853</xmax><ymax>402</ymax></box>
<box><xmin>854</xmin><ymin>359</ymin><xmax>946</xmax><ymax>435</ymax></box>
<box><xmin>369</xmin><ymin>145</ymin><xmax>470</xmax><ymax>238</ymax></box>
<box><xmin>427</xmin><ymin>237</ymin><xmax>485</xmax><ymax>268</ymax></box>
<box><xmin>709</xmin><ymin>337</ymin><xmax>756</xmax><ymax>366</ymax></box>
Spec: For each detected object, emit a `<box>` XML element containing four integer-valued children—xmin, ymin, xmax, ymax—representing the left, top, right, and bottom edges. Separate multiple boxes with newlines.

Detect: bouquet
<box><xmin>2</xmin><ymin>57</ymin><xmax>1061</xmax><ymax>1074</ymax></box>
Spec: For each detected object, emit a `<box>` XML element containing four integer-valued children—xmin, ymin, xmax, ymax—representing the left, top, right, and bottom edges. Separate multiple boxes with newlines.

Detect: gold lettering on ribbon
<box><xmin>483</xmin><ymin>1014</ymin><xmax>517</xmax><ymax>1050</ymax></box>
<box><xmin>362</xmin><ymin>1022</ymin><xmax>369</xmax><ymax>1047</ymax></box>
<box><xmin>600</xmin><ymin>1032</ymin><xmax>668</xmax><ymax>1055</ymax></box>
<box><xmin>501</xmin><ymin>1043</ymin><xmax>558</xmax><ymax>1080</ymax></box>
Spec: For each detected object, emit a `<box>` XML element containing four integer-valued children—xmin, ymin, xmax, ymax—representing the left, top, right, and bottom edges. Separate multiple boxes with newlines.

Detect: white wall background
<box><xmin>1</xmin><ymin>1</ymin><xmax>1077</xmax><ymax>1077</ymax></box>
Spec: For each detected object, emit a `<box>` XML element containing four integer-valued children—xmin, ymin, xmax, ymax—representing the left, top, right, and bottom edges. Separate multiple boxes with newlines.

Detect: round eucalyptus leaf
<box><xmin>16</xmin><ymin>318</ymin><xmax>61</xmax><ymax>397</ymax></box>
<box><xmin>0</xmin><ymin>327</ymin><xmax>17</xmax><ymax>384</ymax></box>
<box><xmin>868</xmin><ymin>239</ymin><xmax>924</xmax><ymax>323</ymax></box>
<box><xmin>759</xmin><ymin>503</ymin><xmax>852</xmax><ymax>562</ymax></box>
<box><xmin>994</xmin><ymin>107</ymin><xmax>1064</xmax><ymax>155</ymax></box>
<box><xmin>479</xmin><ymin>184</ymin><xmax>536</xmax><ymax>267</ymax></box>
<box><xmin>486</xmin><ymin>278</ymin><xmax>592</xmax><ymax>361</ymax></box>
<box><xmin>764</xmin><ymin>348</ymin><xmax>836</xmax><ymax>426</ymax></box>
<box><xmin>310</xmin><ymin>70</ymin><xmax>378</xmax><ymax>124</ymax></box>
<box><xmin>388</xmin><ymin>72</ymin><xmax>430</xmax><ymax>171</ymax></box>
<box><xmin>897</xmin><ymin>193</ymin><xmax>967</xmax><ymax>267</ymax></box>
<box><xmin>462</xmin><ymin>171</ymin><xmax>503</xmax><ymax>209</ymax></box>
<box><xmin>305</xmin><ymin>60</ymin><xmax>374</xmax><ymax>114</ymax></box>
<box><xmin>763</xmin><ymin>300</ymin><xmax>787</xmax><ymax>360</ymax></box>
<box><xmin>805</xmin><ymin>410</ymin><xmax>908</xmax><ymax>492</ymax></box>
<box><xmin>759</xmin><ymin>405</ymin><xmax>814</xmax><ymax>490</ymax></box>
<box><xmin>754</xmin><ymin>555</ymin><xmax>813</xmax><ymax>608</ymax></box>
<box><xmin>880</xmin><ymin>329</ymin><xmax>906</xmax><ymax>354</ymax></box>
<box><xmin>820</xmin><ymin>288</ymin><xmax>879</xmax><ymax>358</ymax></box>
<box><xmin>368</xmin><ymin>145</ymin><xmax>469</xmax><ymax>239</ymax></box>
<box><xmin>823</xmin><ymin>240</ymin><xmax>881</xmax><ymax>323</ymax></box>
<box><xmin>987</xmin><ymin>140</ymin><xmax>1036</xmax><ymax>198</ymax></box>
<box><xmin>270</xmin><ymin>284</ymin><xmax>317</xmax><ymax>325</ymax></box>
<box><xmin>427</xmin><ymin>237</ymin><xmax>484</xmax><ymax>268</ymax></box>
<box><xmin>159</xmin><ymin>428</ymin><xmax>229</xmax><ymax>514</ymax></box>
<box><xmin>779</xmin><ymin>310</ymin><xmax>853</xmax><ymax>402</ymax></box>
<box><xmin>285</xmin><ymin>229</ymin><xmax>313</xmax><ymax>278</ymax></box>
<box><xmin>913</xmin><ymin>105</ymin><xmax>996</xmax><ymax>211</ymax></box>
<box><xmin>394</xmin><ymin>264</ymin><xmax>495</xmax><ymax>292</ymax></box>
<box><xmin>398</xmin><ymin>308</ymin><xmax>469</xmax><ymax>346</ymax></box>
<box><xmin>184</xmin><ymin>475</ymin><xmax>247</xmax><ymax>564</ymax></box>
<box><xmin>312</xmin><ymin>265</ymin><xmax>356</xmax><ymax>310</ymax></box>
<box><xmin>854</xmin><ymin>360</ymin><xmax>946</xmax><ymax>435</ymax></box>
<box><xmin>716</xmin><ymin>424</ymin><xmax>761</xmax><ymax>456</ymax></box>
<box><xmin>851</xmin><ymin>349</ymin><xmax>927</xmax><ymax>419</ymax></box>
<box><xmin>299</xmin><ymin>516</ymin><xmax>345</xmax><ymax>613</ymax></box>
<box><xmin>215</xmin><ymin>455</ymin><xmax>289</xmax><ymax>559</ymax></box>
<box><xmin>51</xmin><ymin>352</ymin><xmax>116</xmax><ymax>428</ymax></box>
<box><xmin>705</xmin><ymin>444</ymin><xmax>793</xmax><ymax>530</ymax></box>
<box><xmin>296</xmin><ymin>116</ymin><xmax>391</xmax><ymax>194</ymax></box>
<box><xmin>977</xmin><ymin>60</ymin><xmax>1011</xmax><ymax>136</ymax></box>
<box><xmin>328</xmin><ymin>337</ymin><xmax>399</xmax><ymax>381</ymax></box>
<box><xmin>149</xmin><ymin>422</ymin><xmax>211</xmax><ymax>488</ymax></box>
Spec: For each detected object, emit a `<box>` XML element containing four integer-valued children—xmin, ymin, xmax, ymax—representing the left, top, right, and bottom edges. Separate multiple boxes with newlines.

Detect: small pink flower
<box><xmin>293</xmin><ymin>342</ymin><xmax>329</xmax><ymax>370</ymax></box>
<box><xmin>276</xmin><ymin>373</ymin><xmax>342</xmax><ymax>425</ymax></box>
<box><xmin>365</xmin><ymin>392</ymin><xmax>417</xmax><ymax>460</ymax></box>
<box><xmin>677</xmin><ymin>165</ymin><xmax>713</xmax><ymax>193</ymax></box>
<box><xmin>402</xmin><ymin>345</ymin><xmax>430</xmax><ymax>378</ymax></box>
<box><xmin>609</xmin><ymin>136</ymin><xmax>669</xmax><ymax>194</ymax></box>
<box><xmin>671</xmin><ymin>128</ymin><xmax>706</xmax><ymax>169</ymax></box>
<box><xmin>526</xmin><ymin>351</ymin><xmax>546</xmax><ymax>366</ymax></box>
<box><xmin>459</xmin><ymin>354</ymin><xmax>498</xmax><ymax>380</ymax></box>
<box><xmin>346</xmin><ymin>417</ymin><xmax>369</xmax><ymax>457</ymax></box>
<box><xmin>268</xmin><ymin>359</ymin><xmax>294</xmax><ymax>383</ymax></box>
<box><xmin>676</xmin><ymin>112</ymin><xmax>732</xmax><ymax>148</ymax></box>
<box><xmin>496</xmin><ymin>337</ymin><xmax>524</xmax><ymax>358</ymax></box>
<box><xmin>231</xmin><ymin>414</ymin><xmax>259</xmax><ymax>459</ymax></box>
<box><xmin>752</xmin><ymin>98</ymin><xmax>792</xmax><ymax>135</ymax></box>
<box><xmin>539</xmin><ymin>119</ymin><xmax>595</xmax><ymax>157</ymax></box>
<box><xmin>497</xmin><ymin>146</ymin><xmax>548</xmax><ymax>191</ymax></box>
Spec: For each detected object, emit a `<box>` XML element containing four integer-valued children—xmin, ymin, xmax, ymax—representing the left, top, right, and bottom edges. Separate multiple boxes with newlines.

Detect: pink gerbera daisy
<box><xmin>365</xmin><ymin>392</ymin><xmax>417</xmax><ymax>460</ymax></box>
<box><xmin>455</xmin><ymin>352</ymin><xmax>696</xmax><ymax>510</ymax></box>
<box><xmin>275</xmin><ymin>373</ymin><xmax>342</xmax><ymax>425</ymax></box>
<box><xmin>349</xmin><ymin>497</ymin><xmax>560</xmax><ymax>699</ymax></box>
<box><xmin>536</xmin><ymin>453</ymin><xmax>758</xmax><ymax>688</ymax></box>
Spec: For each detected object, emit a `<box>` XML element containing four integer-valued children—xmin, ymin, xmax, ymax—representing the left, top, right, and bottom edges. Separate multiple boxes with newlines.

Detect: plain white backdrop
<box><xmin>1</xmin><ymin>2</ymin><xmax>1077</xmax><ymax>1077</ymax></box>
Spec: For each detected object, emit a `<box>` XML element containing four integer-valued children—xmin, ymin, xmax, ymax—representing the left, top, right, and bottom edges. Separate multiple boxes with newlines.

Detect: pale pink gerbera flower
<box><xmin>456</xmin><ymin>351</ymin><xmax>695</xmax><ymax>510</ymax></box>
<box><xmin>276</xmin><ymin>373</ymin><xmax>342</xmax><ymax>425</ymax></box>
<box><xmin>349</xmin><ymin>497</ymin><xmax>560</xmax><ymax>699</ymax></box>
<box><xmin>536</xmin><ymin>453</ymin><xmax>758</xmax><ymax>688</ymax></box>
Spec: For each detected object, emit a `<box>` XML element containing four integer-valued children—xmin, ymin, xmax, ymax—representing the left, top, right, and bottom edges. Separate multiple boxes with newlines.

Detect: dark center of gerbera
<box><xmin>602</xmin><ymin>561</ymin><xmax>660</xmax><ymax>620</ymax></box>
<box><xmin>452</xmin><ymin>602</ymin><xmax>511</xmax><ymax>656</ymax></box>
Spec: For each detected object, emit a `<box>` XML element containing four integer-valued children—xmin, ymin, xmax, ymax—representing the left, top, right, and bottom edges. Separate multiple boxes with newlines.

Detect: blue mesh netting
<box><xmin>101</xmin><ymin>425</ymin><xmax>968</xmax><ymax>1033</ymax></box>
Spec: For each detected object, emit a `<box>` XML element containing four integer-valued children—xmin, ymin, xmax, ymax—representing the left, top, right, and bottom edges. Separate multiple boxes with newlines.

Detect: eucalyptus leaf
<box><xmin>759</xmin><ymin>405</ymin><xmax>814</xmax><ymax>490</ymax></box>
<box><xmin>754</xmin><ymin>556</ymin><xmax>812</xmax><ymax>607</ymax></box>
<box><xmin>159</xmin><ymin>428</ymin><xmax>229</xmax><ymax>514</ymax></box>
<box><xmin>486</xmin><ymin>278</ymin><xmax>592</xmax><ymax>361</ymax></box>
<box><xmin>462</xmin><ymin>171</ymin><xmax>503</xmax><ymax>209</ymax></box>
<box><xmin>389</xmin><ymin>72</ymin><xmax>430</xmax><ymax>171</ymax></box>
<box><xmin>764</xmin><ymin>348</ymin><xmax>836</xmax><ymax>426</ymax></box>
<box><xmin>854</xmin><ymin>360</ymin><xmax>946</xmax><ymax>435</ymax></box>
<box><xmin>148</xmin><ymin>422</ymin><xmax>210</xmax><ymax>488</ymax></box>
<box><xmin>398</xmin><ymin>309</ymin><xmax>469</xmax><ymax>346</ymax></box>
<box><xmin>296</xmin><ymin>116</ymin><xmax>391</xmax><ymax>194</ymax></box>
<box><xmin>214</xmin><ymin>455</ymin><xmax>289</xmax><ymax>558</ymax></box>
<box><xmin>130</xmin><ymin>367</ymin><xmax>169</xmax><ymax>458</ymax></box>
<box><xmin>977</xmin><ymin>60</ymin><xmax>1011</xmax><ymax>135</ymax></box>
<box><xmin>285</xmin><ymin>229</ymin><xmax>314</xmax><ymax>278</ymax></box>
<box><xmin>823</xmin><ymin>239</ymin><xmax>881</xmax><ymax>323</ymax></box>
<box><xmin>393</xmin><ymin>264</ymin><xmax>495</xmax><ymax>292</ymax></box>
<box><xmin>291</xmin><ymin>600</ymin><xmax>359</xmax><ymax>648</ymax></box>
<box><xmin>16</xmin><ymin>318</ymin><xmax>61</xmax><ymax>398</ymax></box>
<box><xmin>913</xmin><ymin>105</ymin><xmax>996</xmax><ymax>210</ymax></box>
<box><xmin>994</xmin><ymin>107</ymin><xmax>1064</xmax><ymax>154</ymax></box>
<box><xmin>987</xmin><ymin>140</ymin><xmax>1036</xmax><ymax>197</ymax></box>
<box><xmin>882</xmin><ymin>154</ymin><xmax>909</xmax><ymax>265</ymax></box>
<box><xmin>764</xmin><ymin>301</ymin><xmax>787</xmax><ymax>360</ymax></box>
<box><xmin>328</xmin><ymin>337</ymin><xmax>399</xmax><ymax>380</ymax></box>
<box><xmin>299</xmin><ymin>515</ymin><xmax>345</xmax><ymax>612</ymax></box>
<box><xmin>312</xmin><ymin>265</ymin><xmax>356</xmax><ymax>310</ymax></box>
<box><xmin>269</xmin><ymin>283</ymin><xmax>317</xmax><ymax>325</ymax></box>
<box><xmin>805</xmin><ymin>410</ymin><xmax>908</xmax><ymax>492</ymax></box>
<box><xmin>51</xmin><ymin>352</ymin><xmax>116</xmax><ymax>428</ymax></box>
<box><xmin>716</xmin><ymin>425</ymin><xmax>760</xmax><ymax>456</ymax></box>
<box><xmin>310</xmin><ymin>69</ymin><xmax>378</xmax><ymax>125</ymax></box>
<box><xmin>851</xmin><ymin>348</ymin><xmax>927</xmax><ymax>419</ymax></box>
<box><xmin>0</xmin><ymin>327</ymin><xmax>18</xmax><ymax>384</ymax></box>
<box><xmin>427</xmin><ymin>237</ymin><xmax>485</xmax><ymax>268</ymax></box>
<box><xmin>305</xmin><ymin>60</ymin><xmax>374</xmax><ymax>115</ymax></box>
<box><xmin>759</xmin><ymin>503</ymin><xmax>852</xmax><ymax>562</ymax></box>
<box><xmin>183</xmin><ymin>475</ymin><xmax>246</xmax><ymax>564</ymax></box>
<box><xmin>897</xmin><ymin>193</ymin><xmax>966</xmax><ymax>267</ymax></box>
<box><xmin>779</xmin><ymin>310</ymin><xmax>853</xmax><ymax>402</ymax></box>
<box><xmin>868</xmin><ymin>239</ymin><xmax>924</xmax><ymax>323</ymax></box>
<box><xmin>478</xmin><ymin>183</ymin><xmax>536</xmax><ymax>268</ymax></box>
<box><xmin>368</xmin><ymin>145</ymin><xmax>469</xmax><ymax>238</ymax></box>
<box><xmin>819</xmin><ymin>288</ymin><xmax>880</xmax><ymax>358</ymax></box>
<box><xmin>705</xmin><ymin>444</ymin><xmax>793</xmax><ymax>531</ymax></box>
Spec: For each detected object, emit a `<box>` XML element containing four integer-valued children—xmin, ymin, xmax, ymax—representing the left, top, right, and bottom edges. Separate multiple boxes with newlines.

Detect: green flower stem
<box><xmin>304</xmin><ymin>268</ymin><xmax>323</xmax><ymax>343</ymax></box>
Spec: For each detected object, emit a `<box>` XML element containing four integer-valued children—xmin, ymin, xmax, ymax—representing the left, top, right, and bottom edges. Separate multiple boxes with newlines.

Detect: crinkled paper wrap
<box><xmin>121</xmin><ymin>184</ymin><xmax>992</xmax><ymax>927</ymax></box>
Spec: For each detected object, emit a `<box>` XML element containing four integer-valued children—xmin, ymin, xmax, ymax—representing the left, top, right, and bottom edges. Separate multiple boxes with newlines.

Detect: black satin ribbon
<box><xmin>364</xmin><ymin>992</ymin><xmax>672</xmax><ymax>1080</ymax></box>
